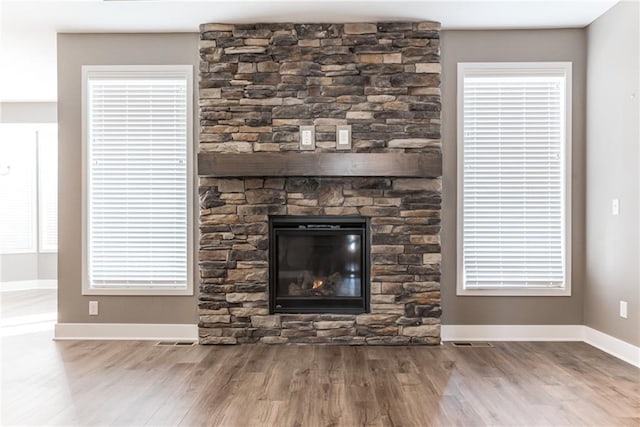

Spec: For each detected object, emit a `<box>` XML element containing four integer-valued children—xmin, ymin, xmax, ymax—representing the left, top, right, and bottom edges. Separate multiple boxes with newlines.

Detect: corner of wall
<box><xmin>584</xmin><ymin>0</ymin><xmax>640</xmax><ymax>347</ymax></box>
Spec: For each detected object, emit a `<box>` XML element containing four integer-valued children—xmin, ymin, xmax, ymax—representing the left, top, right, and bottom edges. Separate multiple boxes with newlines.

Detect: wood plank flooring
<box><xmin>2</xmin><ymin>330</ymin><xmax>638</xmax><ymax>426</ymax></box>
<box><xmin>1</xmin><ymin>290</ymin><xmax>638</xmax><ymax>426</ymax></box>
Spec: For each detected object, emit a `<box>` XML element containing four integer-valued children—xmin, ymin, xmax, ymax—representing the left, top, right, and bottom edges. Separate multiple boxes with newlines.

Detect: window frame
<box><xmin>81</xmin><ymin>65</ymin><xmax>195</xmax><ymax>296</ymax></box>
<box><xmin>456</xmin><ymin>62</ymin><xmax>572</xmax><ymax>297</ymax></box>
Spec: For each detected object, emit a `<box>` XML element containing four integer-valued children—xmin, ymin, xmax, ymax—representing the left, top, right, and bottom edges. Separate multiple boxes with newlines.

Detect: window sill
<box><xmin>82</xmin><ymin>287</ymin><xmax>193</xmax><ymax>296</ymax></box>
<box><xmin>456</xmin><ymin>287</ymin><xmax>571</xmax><ymax>297</ymax></box>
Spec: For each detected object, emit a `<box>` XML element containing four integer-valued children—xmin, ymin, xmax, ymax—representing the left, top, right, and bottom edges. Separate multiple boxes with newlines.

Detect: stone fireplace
<box><xmin>197</xmin><ymin>21</ymin><xmax>442</xmax><ymax>345</ymax></box>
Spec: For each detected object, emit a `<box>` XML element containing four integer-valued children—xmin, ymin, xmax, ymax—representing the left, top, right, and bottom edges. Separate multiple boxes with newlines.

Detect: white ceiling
<box><xmin>0</xmin><ymin>0</ymin><xmax>620</xmax><ymax>102</ymax></box>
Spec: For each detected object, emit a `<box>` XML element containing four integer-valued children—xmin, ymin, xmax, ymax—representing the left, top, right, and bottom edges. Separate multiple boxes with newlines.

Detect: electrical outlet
<box><xmin>619</xmin><ymin>301</ymin><xmax>628</xmax><ymax>319</ymax></box>
<box><xmin>89</xmin><ymin>301</ymin><xmax>99</xmax><ymax>316</ymax></box>
<box><xmin>612</xmin><ymin>198</ymin><xmax>620</xmax><ymax>216</ymax></box>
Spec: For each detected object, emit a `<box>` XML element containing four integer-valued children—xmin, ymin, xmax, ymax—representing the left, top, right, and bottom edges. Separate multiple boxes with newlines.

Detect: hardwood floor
<box><xmin>1</xmin><ymin>289</ymin><xmax>638</xmax><ymax>426</ymax></box>
<box><xmin>1</xmin><ymin>328</ymin><xmax>638</xmax><ymax>426</ymax></box>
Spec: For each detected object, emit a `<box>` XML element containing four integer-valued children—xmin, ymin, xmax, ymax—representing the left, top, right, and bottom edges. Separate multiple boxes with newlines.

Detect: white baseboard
<box><xmin>583</xmin><ymin>326</ymin><xmax>640</xmax><ymax>368</ymax></box>
<box><xmin>442</xmin><ymin>324</ymin><xmax>639</xmax><ymax>368</ymax></box>
<box><xmin>54</xmin><ymin>323</ymin><xmax>198</xmax><ymax>342</ymax></box>
<box><xmin>52</xmin><ymin>323</ymin><xmax>639</xmax><ymax>367</ymax></box>
<box><xmin>1</xmin><ymin>280</ymin><xmax>57</xmax><ymax>292</ymax></box>
<box><xmin>441</xmin><ymin>324</ymin><xmax>583</xmax><ymax>342</ymax></box>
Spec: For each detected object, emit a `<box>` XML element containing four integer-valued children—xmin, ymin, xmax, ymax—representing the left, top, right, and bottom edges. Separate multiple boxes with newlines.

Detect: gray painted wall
<box><xmin>1</xmin><ymin>254</ymin><xmax>38</xmax><ymax>282</ymax></box>
<box><xmin>58</xmin><ymin>27</ymin><xmax>634</xmax><ymax>333</ymax></box>
<box><xmin>1</xmin><ymin>102</ymin><xmax>57</xmax><ymax>124</ymax></box>
<box><xmin>38</xmin><ymin>253</ymin><xmax>57</xmax><ymax>280</ymax></box>
<box><xmin>0</xmin><ymin>102</ymin><xmax>58</xmax><ymax>283</ymax></box>
<box><xmin>57</xmin><ymin>33</ymin><xmax>199</xmax><ymax>324</ymax></box>
<box><xmin>585</xmin><ymin>1</ymin><xmax>640</xmax><ymax>346</ymax></box>
<box><xmin>440</xmin><ymin>29</ymin><xmax>587</xmax><ymax>325</ymax></box>
<box><xmin>0</xmin><ymin>253</ymin><xmax>56</xmax><ymax>283</ymax></box>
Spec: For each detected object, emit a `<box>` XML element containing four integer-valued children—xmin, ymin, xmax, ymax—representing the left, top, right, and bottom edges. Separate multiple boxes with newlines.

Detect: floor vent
<box><xmin>155</xmin><ymin>341</ymin><xmax>196</xmax><ymax>347</ymax></box>
<box><xmin>452</xmin><ymin>342</ymin><xmax>494</xmax><ymax>348</ymax></box>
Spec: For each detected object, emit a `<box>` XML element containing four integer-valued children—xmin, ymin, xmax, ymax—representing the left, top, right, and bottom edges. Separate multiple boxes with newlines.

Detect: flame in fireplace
<box><xmin>312</xmin><ymin>280</ymin><xmax>324</xmax><ymax>289</ymax></box>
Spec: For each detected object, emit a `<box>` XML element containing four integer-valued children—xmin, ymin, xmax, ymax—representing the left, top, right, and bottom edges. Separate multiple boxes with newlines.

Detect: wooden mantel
<box><xmin>197</xmin><ymin>152</ymin><xmax>441</xmax><ymax>178</ymax></box>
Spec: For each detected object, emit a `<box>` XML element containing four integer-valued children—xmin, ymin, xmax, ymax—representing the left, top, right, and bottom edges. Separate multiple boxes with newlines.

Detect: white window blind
<box><xmin>0</xmin><ymin>125</ymin><xmax>37</xmax><ymax>254</ymax></box>
<box><xmin>38</xmin><ymin>125</ymin><xmax>58</xmax><ymax>252</ymax></box>
<box><xmin>84</xmin><ymin>66</ymin><xmax>193</xmax><ymax>294</ymax></box>
<box><xmin>458</xmin><ymin>63</ymin><xmax>571</xmax><ymax>294</ymax></box>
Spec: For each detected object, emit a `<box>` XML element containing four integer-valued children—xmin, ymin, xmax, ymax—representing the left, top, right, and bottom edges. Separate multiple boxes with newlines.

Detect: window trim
<box><xmin>81</xmin><ymin>65</ymin><xmax>195</xmax><ymax>296</ymax></box>
<box><xmin>456</xmin><ymin>62</ymin><xmax>572</xmax><ymax>297</ymax></box>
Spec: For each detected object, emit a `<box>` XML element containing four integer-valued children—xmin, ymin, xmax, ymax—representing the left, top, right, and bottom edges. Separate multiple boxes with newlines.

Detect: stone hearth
<box><xmin>197</xmin><ymin>22</ymin><xmax>442</xmax><ymax>344</ymax></box>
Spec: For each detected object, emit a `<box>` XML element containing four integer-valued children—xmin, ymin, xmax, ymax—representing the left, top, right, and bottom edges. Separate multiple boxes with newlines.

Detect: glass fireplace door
<box><xmin>269</xmin><ymin>217</ymin><xmax>369</xmax><ymax>314</ymax></box>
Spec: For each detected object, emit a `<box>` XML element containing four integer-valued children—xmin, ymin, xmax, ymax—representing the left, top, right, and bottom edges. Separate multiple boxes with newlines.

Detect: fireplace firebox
<box><xmin>269</xmin><ymin>216</ymin><xmax>370</xmax><ymax>314</ymax></box>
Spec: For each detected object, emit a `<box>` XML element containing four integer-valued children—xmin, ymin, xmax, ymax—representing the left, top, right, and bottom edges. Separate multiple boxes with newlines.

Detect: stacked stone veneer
<box><xmin>198</xmin><ymin>22</ymin><xmax>442</xmax><ymax>344</ymax></box>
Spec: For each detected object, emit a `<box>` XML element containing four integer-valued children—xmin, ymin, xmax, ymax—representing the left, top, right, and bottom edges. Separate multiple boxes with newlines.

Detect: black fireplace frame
<box><xmin>268</xmin><ymin>215</ymin><xmax>370</xmax><ymax>314</ymax></box>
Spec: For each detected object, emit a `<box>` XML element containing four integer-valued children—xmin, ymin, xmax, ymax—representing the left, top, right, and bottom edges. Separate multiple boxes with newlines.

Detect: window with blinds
<box><xmin>82</xmin><ymin>65</ymin><xmax>193</xmax><ymax>295</ymax></box>
<box><xmin>457</xmin><ymin>62</ymin><xmax>572</xmax><ymax>296</ymax></box>
<box><xmin>0</xmin><ymin>123</ymin><xmax>58</xmax><ymax>254</ymax></box>
<box><xmin>0</xmin><ymin>125</ymin><xmax>37</xmax><ymax>254</ymax></box>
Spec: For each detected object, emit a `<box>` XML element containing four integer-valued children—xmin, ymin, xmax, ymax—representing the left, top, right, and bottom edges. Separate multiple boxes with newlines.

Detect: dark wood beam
<box><xmin>197</xmin><ymin>152</ymin><xmax>441</xmax><ymax>178</ymax></box>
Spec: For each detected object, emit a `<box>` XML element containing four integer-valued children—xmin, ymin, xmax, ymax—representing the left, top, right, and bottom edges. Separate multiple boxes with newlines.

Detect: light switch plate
<box><xmin>612</xmin><ymin>198</ymin><xmax>620</xmax><ymax>216</ymax></box>
<box><xmin>336</xmin><ymin>125</ymin><xmax>351</xmax><ymax>150</ymax></box>
<box><xmin>299</xmin><ymin>126</ymin><xmax>315</xmax><ymax>151</ymax></box>
<box><xmin>620</xmin><ymin>301</ymin><xmax>628</xmax><ymax>319</ymax></box>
